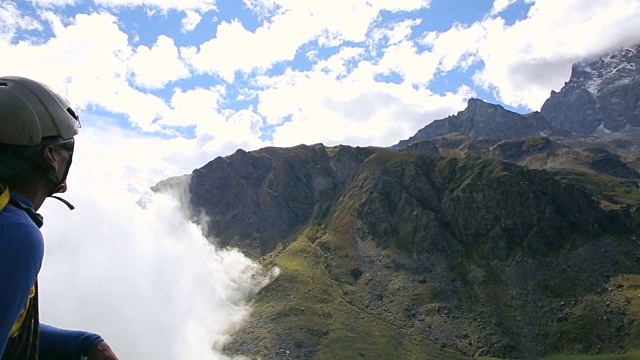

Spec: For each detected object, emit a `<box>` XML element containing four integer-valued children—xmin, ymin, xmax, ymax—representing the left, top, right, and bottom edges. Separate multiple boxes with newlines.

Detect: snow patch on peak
<box><xmin>581</xmin><ymin>65</ymin><xmax>600</xmax><ymax>96</ymax></box>
<box><xmin>578</xmin><ymin>46</ymin><xmax>640</xmax><ymax>96</ymax></box>
<box><xmin>592</xmin><ymin>122</ymin><xmax>611</xmax><ymax>136</ymax></box>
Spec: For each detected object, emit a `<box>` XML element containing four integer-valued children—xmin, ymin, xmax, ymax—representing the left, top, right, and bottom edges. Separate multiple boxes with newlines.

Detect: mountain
<box><xmin>180</xmin><ymin>145</ymin><xmax>640</xmax><ymax>359</ymax></box>
<box><xmin>186</xmin><ymin>145</ymin><xmax>375</xmax><ymax>258</ymax></box>
<box><xmin>398</xmin><ymin>133</ymin><xmax>640</xmax><ymax>184</ymax></box>
<box><xmin>393</xmin><ymin>45</ymin><xmax>640</xmax><ymax>149</ymax></box>
<box><xmin>391</xmin><ymin>99</ymin><xmax>565</xmax><ymax>150</ymax></box>
<box><xmin>155</xmin><ymin>44</ymin><xmax>640</xmax><ymax>359</ymax></box>
<box><xmin>541</xmin><ymin>44</ymin><xmax>640</xmax><ymax>136</ymax></box>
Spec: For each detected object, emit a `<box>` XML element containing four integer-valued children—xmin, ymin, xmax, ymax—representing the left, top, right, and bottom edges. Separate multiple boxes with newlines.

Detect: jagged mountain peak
<box><xmin>574</xmin><ymin>44</ymin><xmax>640</xmax><ymax>96</ymax></box>
<box><xmin>391</xmin><ymin>96</ymin><xmax>555</xmax><ymax>150</ymax></box>
<box><xmin>541</xmin><ymin>43</ymin><xmax>640</xmax><ymax>135</ymax></box>
<box><xmin>393</xmin><ymin>43</ymin><xmax>640</xmax><ymax>149</ymax></box>
<box><xmin>461</xmin><ymin>97</ymin><xmax>507</xmax><ymax>113</ymax></box>
<box><xmin>466</xmin><ymin>97</ymin><xmax>495</xmax><ymax>106</ymax></box>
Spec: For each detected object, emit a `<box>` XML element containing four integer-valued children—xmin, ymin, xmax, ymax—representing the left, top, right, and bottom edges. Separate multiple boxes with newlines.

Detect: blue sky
<box><xmin>2</xmin><ymin>0</ymin><xmax>640</xmax><ymax>181</ymax></box>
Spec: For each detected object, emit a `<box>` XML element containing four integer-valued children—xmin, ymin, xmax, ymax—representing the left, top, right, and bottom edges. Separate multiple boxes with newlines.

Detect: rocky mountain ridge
<box><xmin>393</xmin><ymin>44</ymin><xmax>640</xmax><ymax>150</ymax></box>
<box><xmin>390</xmin><ymin>99</ymin><xmax>567</xmax><ymax>150</ymax></box>
<box><xmin>541</xmin><ymin>44</ymin><xmax>640</xmax><ymax>136</ymax></box>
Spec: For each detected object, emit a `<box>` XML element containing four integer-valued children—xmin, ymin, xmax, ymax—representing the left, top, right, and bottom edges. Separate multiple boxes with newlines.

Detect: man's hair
<box><xmin>0</xmin><ymin>137</ymin><xmax>62</xmax><ymax>190</ymax></box>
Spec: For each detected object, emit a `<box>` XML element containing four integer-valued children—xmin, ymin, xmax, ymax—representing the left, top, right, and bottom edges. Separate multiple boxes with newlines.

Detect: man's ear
<box><xmin>39</xmin><ymin>145</ymin><xmax>59</xmax><ymax>172</ymax></box>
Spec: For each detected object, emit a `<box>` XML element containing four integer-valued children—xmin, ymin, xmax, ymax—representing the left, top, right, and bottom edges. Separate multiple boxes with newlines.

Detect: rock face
<box><xmin>394</xmin><ymin>44</ymin><xmax>640</xmax><ymax>150</ymax></box>
<box><xmin>541</xmin><ymin>45</ymin><xmax>640</xmax><ymax>135</ymax></box>
<box><xmin>392</xmin><ymin>99</ymin><xmax>558</xmax><ymax>149</ymax></box>
<box><xmin>188</xmin><ymin>144</ymin><xmax>375</xmax><ymax>256</ymax></box>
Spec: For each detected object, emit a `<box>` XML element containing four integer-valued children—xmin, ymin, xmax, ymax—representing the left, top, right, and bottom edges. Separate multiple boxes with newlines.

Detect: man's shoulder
<box><xmin>0</xmin><ymin>207</ymin><xmax>44</xmax><ymax>280</ymax></box>
<box><xmin>0</xmin><ymin>206</ymin><xmax>43</xmax><ymax>243</ymax></box>
<box><xmin>1</xmin><ymin>205</ymin><xmax>37</xmax><ymax>224</ymax></box>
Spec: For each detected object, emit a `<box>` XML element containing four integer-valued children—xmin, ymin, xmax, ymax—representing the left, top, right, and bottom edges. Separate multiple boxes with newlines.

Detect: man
<box><xmin>0</xmin><ymin>76</ymin><xmax>119</xmax><ymax>360</ymax></box>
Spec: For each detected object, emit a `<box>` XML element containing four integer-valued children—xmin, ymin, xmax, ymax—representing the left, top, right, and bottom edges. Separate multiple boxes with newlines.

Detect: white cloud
<box><xmin>27</xmin><ymin>0</ymin><xmax>79</xmax><ymax>6</ymax></box>
<box><xmin>385</xmin><ymin>19</ymin><xmax>422</xmax><ymax>47</ymax></box>
<box><xmin>242</xmin><ymin>0</ymin><xmax>280</xmax><ymax>18</ymax></box>
<box><xmin>0</xmin><ymin>1</ymin><xmax>43</xmax><ymax>42</ymax></box>
<box><xmin>267</xmin><ymin>84</ymin><xmax>469</xmax><ymax>148</ymax></box>
<box><xmin>474</xmin><ymin>0</ymin><xmax>640</xmax><ymax>109</ymax></box>
<box><xmin>92</xmin><ymin>81</ymin><xmax>171</xmax><ymax>131</ymax></box>
<box><xmin>184</xmin><ymin>0</ymin><xmax>432</xmax><ymax>80</ymax></box>
<box><xmin>38</xmin><ymin>125</ymin><xmax>276</xmax><ymax>359</ymax></box>
<box><xmin>375</xmin><ymin>40</ymin><xmax>439</xmax><ymax>85</ymax></box>
<box><xmin>314</xmin><ymin>46</ymin><xmax>366</xmax><ymax>78</ymax></box>
<box><xmin>93</xmin><ymin>0</ymin><xmax>217</xmax><ymax>12</ymax></box>
<box><xmin>0</xmin><ymin>8</ymin><xmax>270</xmax><ymax>149</ymax></box>
<box><xmin>181</xmin><ymin>9</ymin><xmax>203</xmax><ymax>32</ymax></box>
<box><xmin>490</xmin><ymin>0</ymin><xmax>519</xmax><ymax>14</ymax></box>
<box><xmin>0</xmin><ymin>12</ymin><xmax>197</xmax><ymax>132</ymax></box>
<box><xmin>255</xmin><ymin>49</ymin><xmax>471</xmax><ymax>148</ymax></box>
<box><xmin>183</xmin><ymin>18</ymin><xmax>296</xmax><ymax>82</ymax></box>
<box><xmin>163</xmin><ymin>86</ymin><xmax>267</xmax><ymax>156</ymax></box>
<box><xmin>428</xmin><ymin>22</ymin><xmax>485</xmax><ymax>72</ymax></box>
<box><xmin>164</xmin><ymin>86</ymin><xmax>225</xmax><ymax>129</ymax></box>
<box><xmin>221</xmin><ymin>109</ymin><xmax>263</xmax><ymax>144</ymax></box>
<box><xmin>129</xmin><ymin>35</ymin><xmax>190</xmax><ymax>89</ymax></box>
<box><xmin>0</xmin><ymin>12</ymin><xmax>138</xmax><ymax>118</ymax></box>
<box><xmin>370</xmin><ymin>19</ymin><xmax>484</xmax><ymax>87</ymax></box>
<box><xmin>194</xmin><ymin>108</ymin><xmax>266</xmax><ymax>156</ymax></box>
<box><xmin>5</xmin><ymin>0</ymin><xmax>639</xmax><ymax>163</ymax></box>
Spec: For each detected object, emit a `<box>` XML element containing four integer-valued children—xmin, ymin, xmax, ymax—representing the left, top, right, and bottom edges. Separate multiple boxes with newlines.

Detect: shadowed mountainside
<box><xmin>541</xmin><ymin>44</ymin><xmax>640</xmax><ymax>135</ymax></box>
<box><xmin>186</xmin><ymin>145</ymin><xmax>375</xmax><ymax>257</ymax></box>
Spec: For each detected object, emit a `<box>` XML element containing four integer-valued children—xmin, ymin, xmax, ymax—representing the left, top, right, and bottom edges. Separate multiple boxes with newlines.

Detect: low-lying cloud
<box><xmin>36</xmin><ymin>129</ymin><xmax>274</xmax><ymax>359</ymax></box>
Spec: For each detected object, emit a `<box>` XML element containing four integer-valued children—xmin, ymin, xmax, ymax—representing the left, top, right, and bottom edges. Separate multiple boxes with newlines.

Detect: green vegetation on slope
<box><xmin>223</xmin><ymin>226</ymin><xmax>468</xmax><ymax>359</ymax></box>
<box><xmin>554</xmin><ymin>169</ymin><xmax>640</xmax><ymax>208</ymax></box>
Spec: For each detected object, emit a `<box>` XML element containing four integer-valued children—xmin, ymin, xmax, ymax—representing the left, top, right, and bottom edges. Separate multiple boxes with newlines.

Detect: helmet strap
<box><xmin>48</xmin><ymin>195</ymin><xmax>75</xmax><ymax>210</ymax></box>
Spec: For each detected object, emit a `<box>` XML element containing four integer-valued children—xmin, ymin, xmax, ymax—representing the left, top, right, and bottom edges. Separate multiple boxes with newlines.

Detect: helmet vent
<box><xmin>67</xmin><ymin>108</ymin><xmax>78</xmax><ymax>120</ymax></box>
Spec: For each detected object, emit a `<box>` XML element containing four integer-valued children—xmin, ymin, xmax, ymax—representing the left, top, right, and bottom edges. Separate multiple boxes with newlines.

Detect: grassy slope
<box><xmin>246</xmin><ymin>226</ymin><xmax>468</xmax><ymax>360</ymax></box>
<box><xmin>553</xmin><ymin>169</ymin><xmax>640</xmax><ymax>208</ymax></box>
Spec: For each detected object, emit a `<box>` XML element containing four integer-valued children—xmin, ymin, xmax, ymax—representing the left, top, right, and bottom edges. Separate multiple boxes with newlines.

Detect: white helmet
<box><xmin>0</xmin><ymin>76</ymin><xmax>80</xmax><ymax>146</ymax></box>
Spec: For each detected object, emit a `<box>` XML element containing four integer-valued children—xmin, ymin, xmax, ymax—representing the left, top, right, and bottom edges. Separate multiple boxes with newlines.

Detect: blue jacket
<box><xmin>0</xmin><ymin>193</ymin><xmax>103</xmax><ymax>359</ymax></box>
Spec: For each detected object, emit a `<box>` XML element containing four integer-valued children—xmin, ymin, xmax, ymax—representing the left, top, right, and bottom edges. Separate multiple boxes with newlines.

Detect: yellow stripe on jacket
<box><xmin>10</xmin><ymin>286</ymin><xmax>36</xmax><ymax>337</ymax></box>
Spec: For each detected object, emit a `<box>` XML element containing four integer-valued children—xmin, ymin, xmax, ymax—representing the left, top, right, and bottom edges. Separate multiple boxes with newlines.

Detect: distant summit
<box><xmin>541</xmin><ymin>44</ymin><xmax>640</xmax><ymax>135</ymax></box>
<box><xmin>394</xmin><ymin>44</ymin><xmax>640</xmax><ymax>150</ymax></box>
<box><xmin>391</xmin><ymin>98</ymin><xmax>563</xmax><ymax>150</ymax></box>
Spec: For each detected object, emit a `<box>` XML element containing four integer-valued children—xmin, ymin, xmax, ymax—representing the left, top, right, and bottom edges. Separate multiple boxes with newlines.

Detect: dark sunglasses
<box><xmin>54</xmin><ymin>138</ymin><xmax>75</xmax><ymax>154</ymax></box>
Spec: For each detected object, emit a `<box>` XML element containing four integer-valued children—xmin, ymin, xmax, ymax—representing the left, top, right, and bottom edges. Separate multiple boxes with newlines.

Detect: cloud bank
<box><xmin>37</xmin><ymin>128</ymin><xmax>276</xmax><ymax>359</ymax></box>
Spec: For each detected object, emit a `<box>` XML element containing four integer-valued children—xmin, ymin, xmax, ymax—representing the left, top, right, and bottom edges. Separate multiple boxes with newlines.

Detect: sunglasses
<box><xmin>54</xmin><ymin>138</ymin><xmax>75</xmax><ymax>154</ymax></box>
